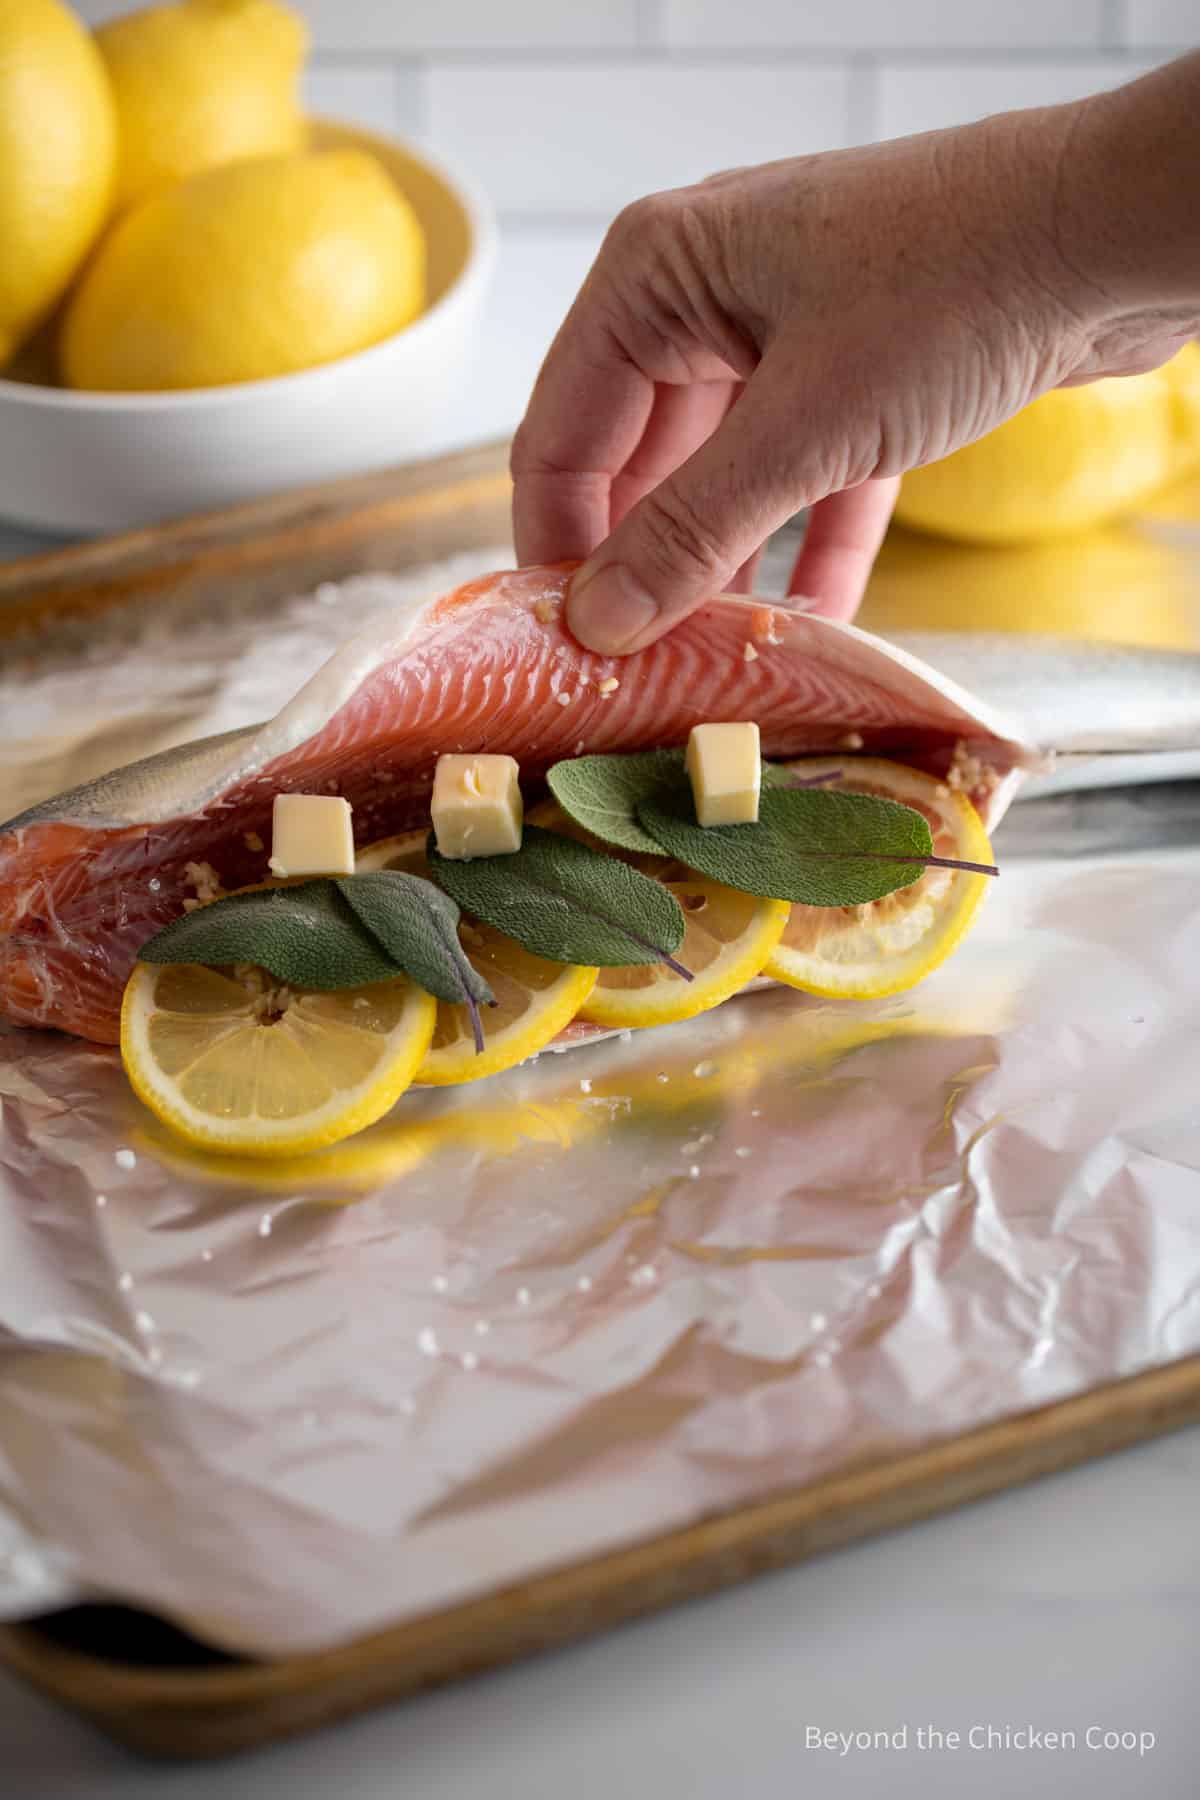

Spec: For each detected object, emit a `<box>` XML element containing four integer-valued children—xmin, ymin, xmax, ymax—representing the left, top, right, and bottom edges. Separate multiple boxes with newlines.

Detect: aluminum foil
<box><xmin>2</xmin><ymin>545</ymin><xmax>1200</xmax><ymax>1657</ymax></box>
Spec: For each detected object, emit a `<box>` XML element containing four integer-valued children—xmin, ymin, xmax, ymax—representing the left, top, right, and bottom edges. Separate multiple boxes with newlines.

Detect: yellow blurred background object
<box><xmin>0</xmin><ymin>0</ymin><xmax>116</xmax><ymax>368</ymax></box>
<box><xmin>95</xmin><ymin>0</ymin><xmax>308</xmax><ymax>212</ymax></box>
<box><xmin>861</xmin><ymin>517</ymin><xmax>1200</xmax><ymax>650</ymax></box>
<box><xmin>60</xmin><ymin>146</ymin><xmax>427</xmax><ymax>391</ymax></box>
<box><xmin>895</xmin><ymin>344</ymin><xmax>1200</xmax><ymax>546</ymax></box>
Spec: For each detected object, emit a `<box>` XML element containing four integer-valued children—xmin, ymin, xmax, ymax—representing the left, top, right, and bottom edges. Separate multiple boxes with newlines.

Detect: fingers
<box><xmin>609</xmin><ymin>379</ymin><xmax>739</xmax><ymax>531</ymax></box>
<box><xmin>511</xmin><ymin>310</ymin><xmax>655</xmax><ymax>567</ymax></box>
<box><xmin>512</xmin><ymin>200</ymin><xmax>746</xmax><ymax>570</ymax></box>
<box><xmin>567</xmin><ymin>347</ymin><xmax>861</xmax><ymax>653</ymax></box>
<box><xmin>726</xmin><ymin>551</ymin><xmax>763</xmax><ymax>594</ymax></box>
<box><xmin>787</xmin><ymin>478</ymin><xmax>901</xmax><ymax>622</ymax></box>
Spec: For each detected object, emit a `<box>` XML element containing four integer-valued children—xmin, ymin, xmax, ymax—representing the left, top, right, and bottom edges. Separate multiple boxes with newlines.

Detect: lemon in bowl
<box><xmin>94</xmin><ymin>0</ymin><xmax>308</xmax><ymax>212</ymax></box>
<box><xmin>0</xmin><ymin>0</ymin><xmax>116</xmax><ymax>368</ymax></box>
<box><xmin>0</xmin><ymin>119</ymin><xmax>496</xmax><ymax>534</ymax></box>
<box><xmin>61</xmin><ymin>146</ymin><xmax>426</xmax><ymax>392</ymax></box>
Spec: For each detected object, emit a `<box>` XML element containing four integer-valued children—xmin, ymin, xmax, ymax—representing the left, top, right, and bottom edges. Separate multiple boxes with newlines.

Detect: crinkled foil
<box><xmin>2</xmin><ymin>549</ymin><xmax>1200</xmax><ymax>1657</ymax></box>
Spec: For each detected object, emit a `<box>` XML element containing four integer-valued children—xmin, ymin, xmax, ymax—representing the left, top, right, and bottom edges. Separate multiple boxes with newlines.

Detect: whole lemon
<box><xmin>60</xmin><ymin>148</ymin><xmax>426</xmax><ymax>392</ymax></box>
<box><xmin>0</xmin><ymin>0</ymin><xmax>116</xmax><ymax>368</ymax></box>
<box><xmin>895</xmin><ymin>344</ymin><xmax>1200</xmax><ymax>545</ymax></box>
<box><xmin>95</xmin><ymin>0</ymin><xmax>307</xmax><ymax>212</ymax></box>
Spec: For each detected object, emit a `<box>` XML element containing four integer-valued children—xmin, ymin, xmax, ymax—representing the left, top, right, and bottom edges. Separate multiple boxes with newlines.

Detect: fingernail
<box><xmin>567</xmin><ymin>562</ymin><xmax>659</xmax><ymax>654</ymax></box>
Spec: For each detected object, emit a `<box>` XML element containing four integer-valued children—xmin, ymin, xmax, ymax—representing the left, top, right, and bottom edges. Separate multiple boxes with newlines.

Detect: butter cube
<box><xmin>269</xmin><ymin>794</ymin><xmax>355</xmax><ymax>878</ymax></box>
<box><xmin>686</xmin><ymin>723</ymin><xmax>761</xmax><ymax>827</ymax></box>
<box><xmin>432</xmin><ymin>754</ymin><xmax>523</xmax><ymax>859</ymax></box>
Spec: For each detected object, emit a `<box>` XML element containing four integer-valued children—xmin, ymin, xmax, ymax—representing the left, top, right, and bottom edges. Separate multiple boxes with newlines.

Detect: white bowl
<box><xmin>0</xmin><ymin>122</ymin><xmax>497</xmax><ymax>536</ymax></box>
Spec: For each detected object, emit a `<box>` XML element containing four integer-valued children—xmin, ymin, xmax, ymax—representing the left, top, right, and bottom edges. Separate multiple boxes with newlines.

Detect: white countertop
<box><xmin>3</xmin><ymin>1426</ymin><xmax>1198</xmax><ymax>1796</ymax></box>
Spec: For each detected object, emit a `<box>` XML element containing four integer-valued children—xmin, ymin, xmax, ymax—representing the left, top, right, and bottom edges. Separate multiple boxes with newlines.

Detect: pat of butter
<box><xmin>432</xmin><ymin>754</ymin><xmax>523</xmax><ymax>859</ymax></box>
<box><xmin>269</xmin><ymin>794</ymin><xmax>355</xmax><ymax>878</ymax></box>
<box><xmin>686</xmin><ymin>722</ymin><xmax>761</xmax><ymax>827</ymax></box>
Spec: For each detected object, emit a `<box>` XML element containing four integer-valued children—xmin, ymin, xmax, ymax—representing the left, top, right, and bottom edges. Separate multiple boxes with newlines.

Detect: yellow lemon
<box><xmin>61</xmin><ymin>146</ymin><xmax>426</xmax><ymax>391</ymax></box>
<box><xmin>416</xmin><ymin>923</ymin><xmax>598</xmax><ymax>1086</ymax></box>
<box><xmin>95</xmin><ymin>0</ymin><xmax>307</xmax><ymax>212</ymax></box>
<box><xmin>355</xmin><ymin>833</ymin><xmax>598</xmax><ymax>1085</ymax></box>
<box><xmin>0</xmin><ymin>0</ymin><xmax>116</xmax><ymax>367</ymax></box>
<box><xmin>895</xmin><ymin>345</ymin><xmax>1200</xmax><ymax>545</ymax></box>
<box><xmin>527</xmin><ymin>798</ymin><xmax>790</xmax><ymax>1029</ymax></box>
<box><xmin>121</xmin><ymin>960</ymin><xmax>436</xmax><ymax>1157</ymax></box>
<box><xmin>764</xmin><ymin>759</ymin><xmax>993</xmax><ymax>1000</ymax></box>
<box><xmin>860</xmin><ymin>520</ymin><xmax>1200</xmax><ymax>650</ymax></box>
<box><xmin>580</xmin><ymin>878</ymin><xmax>790</xmax><ymax>1031</ymax></box>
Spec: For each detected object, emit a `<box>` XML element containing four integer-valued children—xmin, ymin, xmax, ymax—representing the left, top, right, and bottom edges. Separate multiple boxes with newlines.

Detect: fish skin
<box><xmin>1</xmin><ymin>567</ymin><xmax>1031</xmax><ymax>1045</ymax></box>
<box><xmin>892</xmin><ymin>632</ymin><xmax>1200</xmax><ymax>755</ymax></box>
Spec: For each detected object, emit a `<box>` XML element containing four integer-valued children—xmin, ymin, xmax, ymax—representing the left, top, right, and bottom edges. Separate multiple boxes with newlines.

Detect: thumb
<box><xmin>565</xmin><ymin>355</ymin><xmax>853</xmax><ymax>654</ymax></box>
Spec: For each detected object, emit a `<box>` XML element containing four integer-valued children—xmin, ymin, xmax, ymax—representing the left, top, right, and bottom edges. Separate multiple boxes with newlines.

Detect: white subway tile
<box><xmin>664</xmin><ymin>0</ymin><xmax>1106</xmax><ymax>51</ymax></box>
<box><xmin>876</xmin><ymin>56</ymin><xmax>1159</xmax><ymax>140</ymax></box>
<box><xmin>433</xmin><ymin>223</ymin><xmax>609</xmax><ymax>450</ymax></box>
<box><xmin>71</xmin><ymin>0</ymin><xmax>639</xmax><ymax>49</ymax></box>
<box><xmin>1123</xmin><ymin>1</ymin><xmax>1198</xmax><ymax>43</ymax></box>
<box><xmin>297</xmin><ymin>2</ymin><xmax>637</xmax><ymax>53</ymax></box>
<box><xmin>427</xmin><ymin>62</ymin><xmax>851</xmax><ymax>215</ymax></box>
<box><xmin>305</xmin><ymin>63</ymin><xmax>422</xmax><ymax>137</ymax></box>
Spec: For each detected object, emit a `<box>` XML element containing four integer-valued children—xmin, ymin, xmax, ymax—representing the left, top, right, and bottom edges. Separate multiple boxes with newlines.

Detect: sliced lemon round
<box><xmin>356</xmin><ymin>830</ymin><xmax>597</xmax><ymax>1084</ymax></box>
<box><xmin>416</xmin><ymin>923</ymin><xmax>597</xmax><ymax>1085</ymax></box>
<box><xmin>764</xmin><ymin>757</ymin><xmax>993</xmax><ymax>1000</ymax></box>
<box><xmin>579</xmin><ymin>876</ymin><xmax>789</xmax><ymax>1031</ymax></box>
<box><xmin>355</xmin><ymin>829</ymin><xmax>429</xmax><ymax>875</ymax></box>
<box><xmin>121</xmin><ymin>961</ymin><xmax>436</xmax><ymax>1157</ymax></box>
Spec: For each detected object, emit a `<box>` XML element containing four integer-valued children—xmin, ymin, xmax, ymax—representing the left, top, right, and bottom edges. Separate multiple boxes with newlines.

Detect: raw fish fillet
<box><xmin>0</xmin><ymin>568</ymin><xmax>1029</xmax><ymax>1044</ymax></box>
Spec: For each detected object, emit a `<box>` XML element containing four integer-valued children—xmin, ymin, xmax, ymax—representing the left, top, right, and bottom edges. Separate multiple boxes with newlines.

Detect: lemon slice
<box><xmin>534</xmin><ymin>800</ymin><xmax>790</xmax><ymax>1030</ymax></box>
<box><xmin>416</xmin><ymin>923</ymin><xmax>597</xmax><ymax>1085</ymax></box>
<box><xmin>121</xmin><ymin>961</ymin><xmax>436</xmax><ymax>1157</ymax></box>
<box><xmin>356</xmin><ymin>830</ymin><xmax>597</xmax><ymax>1084</ymax></box>
<box><xmin>579</xmin><ymin>876</ymin><xmax>789</xmax><ymax>1031</ymax></box>
<box><xmin>355</xmin><ymin>830</ymin><xmax>429</xmax><ymax>875</ymax></box>
<box><xmin>764</xmin><ymin>757</ymin><xmax>993</xmax><ymax>1000</ymax></box>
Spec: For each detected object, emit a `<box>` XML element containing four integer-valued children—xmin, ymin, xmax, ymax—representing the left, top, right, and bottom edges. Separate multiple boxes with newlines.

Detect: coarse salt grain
<box><xmin>743</xmin><ymin>641</ymin><xmax>759</xmax><ymax>662</ymax></box>
<box><xmin>596</xmin><ymin>676</ymin><xmax>619</xmax><ymax>695</ymax></box>
<box><xmin>183</xmin><ymin>861</ymin><xmax>221</xmax><ymax>903</ymax></box>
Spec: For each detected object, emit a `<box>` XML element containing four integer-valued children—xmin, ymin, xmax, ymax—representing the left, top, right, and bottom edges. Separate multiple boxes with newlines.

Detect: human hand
<box><xmin>512</xmin><ymin>57</ymin><xmax>1200</xmax><ymax>654</ymax></box>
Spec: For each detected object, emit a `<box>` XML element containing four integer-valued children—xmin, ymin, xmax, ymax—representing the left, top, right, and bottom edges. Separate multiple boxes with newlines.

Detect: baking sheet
<box><xmin>2</xmin><ymin>536</ymin><xmax>1200</xmax><ymax>1657</ymax></box>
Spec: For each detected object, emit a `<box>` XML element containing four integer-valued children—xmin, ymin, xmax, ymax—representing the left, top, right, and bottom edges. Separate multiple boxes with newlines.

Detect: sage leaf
<box><xmin>336</xmin><ymin>872</ymin><xmax>494</xmax><ymax>1009</ymax></box>
<box><xmin>547</xmin><ymin>749</ymin><xmax>686</xmax><ymax>855</ymax></box>
<box><xmin>637</xmin><ymin>777</ymin><xmax>938</xmax><ymax>907</ymax></box>
<box><xmin>138</xmin><ymin>882</ymin><xmax>402</xmax><ymax>990</ymax></box>
<box><xmin>550</xmin><ymin>749</ymin><xmax>837</xmax><ymax>849</ymax></box>
<box><xmin>428</xmin><ymin>825</ymin><xmax>687</xmax><ymax>970</ymax></box>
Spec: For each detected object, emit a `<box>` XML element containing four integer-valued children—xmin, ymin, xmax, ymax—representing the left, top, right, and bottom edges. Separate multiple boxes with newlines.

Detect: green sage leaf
<box><xmin>336</xmin><ymin>871</ymin><xmax>494</xmax><ymax>1008</ymax></box>
<box><xmin>138</xmin><ymin>882</ymin><xmax>402</xmax><ymax>990</ymax></box>
<box><xmin>636</xmin><ymin>777</ymin><xmax>936</xmax><ymax>907</ymax></box>
<box><xmin>546</xmin><ymin>749</ymin><xmax>686</xmax><ymax>854</ymax></box>
<box><xmin>428</xmin><ymin>825</ymin><xmax>686</xmax><ymax>969</ymax></box>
